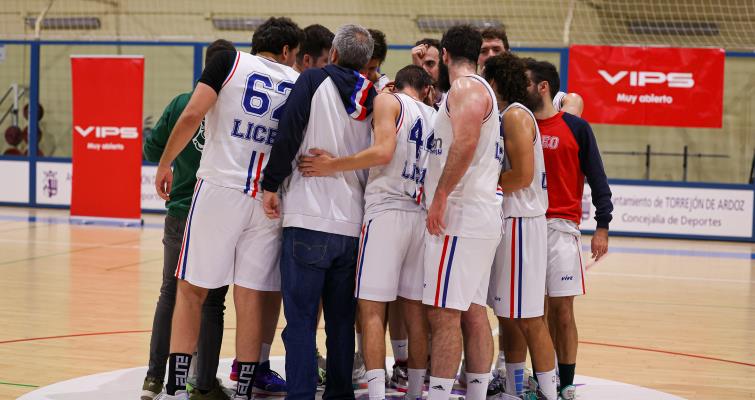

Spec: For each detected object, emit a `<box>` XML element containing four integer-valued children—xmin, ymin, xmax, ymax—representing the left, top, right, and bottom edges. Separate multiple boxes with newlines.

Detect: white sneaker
<box><xmin>352</xmin><ymin>352</ymin><xmax>367</xmax><ymax>385</ymax></box>
<box><xmin>154</xmin><ymin>390</ymin><xmax>188</xmax><ymax>400</ymax></box>
<box><xmin>559</xmin><ymin>384</ymin><xmax>576</xmax><ymax>400</ymax></box>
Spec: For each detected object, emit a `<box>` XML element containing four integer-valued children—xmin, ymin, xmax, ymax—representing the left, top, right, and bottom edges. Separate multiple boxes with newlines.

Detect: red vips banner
<box><xmin>71</xmin><ymin>56</ymin><xmax>144</xmax><ymax>221</ymax></box>
<box><xmin>567</xmin><ymin>45</ymin><xmax>724</xmax><ymax>128</ymax></box>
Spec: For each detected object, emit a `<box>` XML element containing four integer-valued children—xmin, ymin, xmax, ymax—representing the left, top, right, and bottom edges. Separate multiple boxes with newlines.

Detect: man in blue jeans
<box><xmin>261</xmin><ymin>24</ymin><xmax>377</xmax><ymax>400</ymax></box>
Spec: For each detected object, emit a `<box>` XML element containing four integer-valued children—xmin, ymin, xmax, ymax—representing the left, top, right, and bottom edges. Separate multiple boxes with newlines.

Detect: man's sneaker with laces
<box><xmin>253</xmin><ymin>360</ymin><xmax>288</xmax><ymax>396</ymax></box>
<box><xmin>352</xmin><ymin>352</ymin><xmax>367</xmax><ymax>387</ymax></box>
<box><xmin>390</xmin><ymin>360</ymin><xmax>409</xmax><ymax>390</ymax></box>
<box><xmin>141</xmin><ymin>376</ymin><xmax>164</xmax><ymax>400</ymax></box>
<box><xmin>486</xmin><ymin>368</ymin><xmax>506</xmax><ymax>398</ymax></box>
<box><xmin>154</xmin><ymin>390</ymin><xmax>189</xmax><ymax>400</ymax></box>
<box><xmin>558</xmin><ymin>384</ymin><xmax>576</xmax><ymax>400</ymax></box>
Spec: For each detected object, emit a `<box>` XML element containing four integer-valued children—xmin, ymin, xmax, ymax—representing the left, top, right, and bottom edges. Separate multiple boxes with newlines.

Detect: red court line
<box><xmin>580</xmin><ymin>340</ymin><xmax>755</xmax><ymax>368</ymax></box>
<box><xmin>1</xmin><ymin>329</ymin><xmax>752</xmax><ymax>368</ymax></box>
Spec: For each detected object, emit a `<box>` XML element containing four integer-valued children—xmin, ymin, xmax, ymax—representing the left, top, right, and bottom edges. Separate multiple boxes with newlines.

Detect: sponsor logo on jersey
<box><xmin>541</xmin><ymin>135</ymin><xmax>560</xmax><ymax>150</ymax></box>
<box><xmin>598</xmin><ymin>70</ymin><xmax>694</xmax><ymax>88</ymax></box>
<box><xmin>561</xmin><ymin>275</ymin><xmax>574</xmax><ymax>281</ymax></box>
<box><xmin>192</xmin><ymin>119</ymin><xmax>206</xmax><ymax>152</ymax></box>
<box><xmin>74</xmin><ymin>125</ymin><xmax>139</xmax><ymax>139</ymax></box>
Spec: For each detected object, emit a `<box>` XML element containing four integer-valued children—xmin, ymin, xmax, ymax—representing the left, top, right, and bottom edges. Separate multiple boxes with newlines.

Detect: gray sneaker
<box><xmin>141</xmin><ymin>376</ymin><xmax>163</xmax><ymax>400</ymax></box>
<box><xmin>352</xmin><ymin>352</ymin><xmax>366</xmax><ymax>386</ymax></box>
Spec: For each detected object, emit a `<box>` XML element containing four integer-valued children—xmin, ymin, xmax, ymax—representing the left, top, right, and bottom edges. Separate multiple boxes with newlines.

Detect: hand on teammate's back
<box><xmin>591</xmin><ymin>228</ymin><xmax>608</xmax><ymax>261</ymax></box>
<box><xmin>155</xmin><ymin>164</ymin><xmax>173</xmax><ymax>201</ymax></box>
<box><xmin>298</xmin><ymin>148</ymin><xmax>337</xmax><ymax>177</ymax></box>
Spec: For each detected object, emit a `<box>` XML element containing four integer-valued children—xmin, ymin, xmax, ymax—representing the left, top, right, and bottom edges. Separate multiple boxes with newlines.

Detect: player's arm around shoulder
<box><xmin>298</xmin><ymin>92</ymin><xmax>400</xmax><ymax>177</ymax></box>
<box><xmin>499</xmin><ymin>107</ymin><xmax>535</xmax><ymax>192</ymax></box>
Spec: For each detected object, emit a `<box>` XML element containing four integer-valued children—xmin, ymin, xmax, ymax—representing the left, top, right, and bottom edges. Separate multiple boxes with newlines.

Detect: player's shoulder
<box><xmin>503</xmin><ymin>104</ymin><xmax>533</xmax><ymax>120</ymax></box>
<box><xmin>560</xmin><ymin>111</ymin><xmax>590</xmax><ymax>131</ymax></box>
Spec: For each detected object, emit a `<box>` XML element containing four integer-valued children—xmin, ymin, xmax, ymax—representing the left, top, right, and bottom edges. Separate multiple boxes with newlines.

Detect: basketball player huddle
<box><xmin>144</xmin><ymin>16</ymin><xmax>613</xmax><ymax>400</ymax></box>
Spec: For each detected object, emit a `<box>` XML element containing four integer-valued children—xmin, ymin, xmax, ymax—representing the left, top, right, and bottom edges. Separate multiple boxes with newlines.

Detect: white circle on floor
<box><xmin>18</xmin><ymin>357</ymin><xmax>685</xmax><ymax>399</ymax></box>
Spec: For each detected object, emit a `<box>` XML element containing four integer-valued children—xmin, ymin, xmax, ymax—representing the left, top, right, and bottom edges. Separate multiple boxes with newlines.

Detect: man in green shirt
<box><xmin>141</xmin><ymin>39</ymin><xmax>235</xmax><ymax>400</ymax></box>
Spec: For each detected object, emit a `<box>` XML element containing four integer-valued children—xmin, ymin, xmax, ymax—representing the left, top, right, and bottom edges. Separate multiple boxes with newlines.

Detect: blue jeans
<box><xmin>280</xmin><ymin>227</ymin><xmax>358</xmax><ymax>400</ymax></box>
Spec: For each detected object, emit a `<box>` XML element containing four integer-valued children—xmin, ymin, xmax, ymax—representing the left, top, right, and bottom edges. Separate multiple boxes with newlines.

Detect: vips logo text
<box><xmin>74</xmin><ymin>125</ymin><xmax>139</xmax><ymax>139</ymax></box>
<box><xmin>598</xmin><ymin>70</ymin><xmax>694</xmax><ymax>88</ymax></box>
<box><xmin>568</xmin><ymin>45</ymin><xmax>724</xmax><ymax>128</ymax></box>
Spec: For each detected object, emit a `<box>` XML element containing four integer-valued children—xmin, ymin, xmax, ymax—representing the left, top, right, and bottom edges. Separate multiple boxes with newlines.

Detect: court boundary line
<box><xmin>1</xmin><ymin>329</ymin><xmax>752</xmax><ymax>368</ymax></box>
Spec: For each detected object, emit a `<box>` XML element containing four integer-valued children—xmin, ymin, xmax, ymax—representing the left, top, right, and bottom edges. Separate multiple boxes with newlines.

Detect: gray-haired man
<box><xmin>261</xmin><ymin>24</ymin><xmax>377</xmax><ymax>400</ymax></box>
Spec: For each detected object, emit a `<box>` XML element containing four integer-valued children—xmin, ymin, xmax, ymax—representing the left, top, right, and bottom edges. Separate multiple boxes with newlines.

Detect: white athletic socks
<box><xmin>464</xmin><ymin>372</ymin><xmax>490</xmax><ymax>400</ymax></box>
<box><xmin>428</xmin><ymin>376</ymin><xmax>454</xmax><ymax>400</ymax></box>
<box><xmin>391</xmin><ymin>339</ymin><xmax>409</xmax><ymax>361</ymax></box>
<box><xmin>407</xmin><ymin>368</ymin><xmax>426</xmax><ymax>399</ymax></box>
<box><xmin>505</xmin><ymin>362</ymin><xmax>526</xmax><ymax>395</ymax></box>
<box><xmin>356</xmin><ymin>333</ymin><xmax>364</xmax><ymax>354</ymax></box>
<box><xmin>535</xmin><ymin>369</ymin><xmax>558</xmax><ymax>400</ymax></box>
<box><xmin>365</xmin><ymin>369</ymin><xmax>385</xmax><ymax>400</ymax></box>
<box><xmin>260</xmin><ymin>342</ymin><xmax>271</xmax><ymax>364</ymax></box>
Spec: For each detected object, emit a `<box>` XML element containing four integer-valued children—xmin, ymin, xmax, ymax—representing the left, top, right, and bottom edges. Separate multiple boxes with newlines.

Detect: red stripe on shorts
<box><xmin>509</xmin><ymin>218</ymin><xmax>517</xmax><ymax>318</ymax></box>
<box><xmin>433</xmin><ymin>235</ymin><xmax>450</xmax><ymax>307</ymax></box>
<box><xmin>251</xmin><ymin>152</ymin><xmax>265</xmax><ymax>198</ymax></box>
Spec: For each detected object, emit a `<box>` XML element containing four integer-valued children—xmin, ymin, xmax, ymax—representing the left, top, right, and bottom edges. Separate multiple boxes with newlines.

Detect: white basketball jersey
<box><xmin>197</xmin><ymin>52</ymin><xmax>299</xmax><ymax>199</ymax></box>
<box><xmin>501</xmin><ymin>102</ymin><xmax>548</xmax><ymax>218</ymax></box>
<box><xmin>364</xmin><ymin>93</ymin><xmax>436</xmax><ymax>218</ymax></box>
<box><xmin>552</xmin><ymin>91</ymin><xmax>566</xmax><ymax>111</ymax></box>
<box><xmin>424</xmin><ymin>75</ymin><xmax>503</xmax><ymax>239</ymax></box>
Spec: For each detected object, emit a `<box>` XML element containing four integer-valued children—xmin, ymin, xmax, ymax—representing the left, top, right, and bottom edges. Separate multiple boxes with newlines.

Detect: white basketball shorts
<box><xmin>545</xmin><ymin>218</ymin><xmax>586</xmax><ymax>297</ymax></box>
<box><xmin>488</xmin><ymin>215</ymin><xmax>548</xmax><ymax>319</ymax></box>
<box><xmin>174</xmin><ymin>179</ymin><xmax>282</xmax><ymax>291</ymax></box>
<box><xmin>354</xmin><ymin>210</ymin><xmax>426</xmax><ymax>302</ymax></box>
<box><xmin>423</xmin><ymin>233</ymin><xmax>500</xmax><ymax>311</ymax></box>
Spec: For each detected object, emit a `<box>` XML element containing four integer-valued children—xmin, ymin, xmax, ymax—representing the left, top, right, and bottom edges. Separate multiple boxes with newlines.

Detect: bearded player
<box><xmin>525</xmin><ymin>58</ymin><xmax>612</xmax><ymax>400</ymax></box>
<box><xmin>484</xmin><ymin>53</ymin><xmax>558</xmax><ymax>400</ymax></box>
<box><xmin>423</xmin><ymin>25</ymin><xmax>503</xmax><ymax>400</ymax></box>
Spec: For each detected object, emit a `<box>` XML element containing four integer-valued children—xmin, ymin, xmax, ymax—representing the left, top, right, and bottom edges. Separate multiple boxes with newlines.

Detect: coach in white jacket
<box><xmin>261</xmin><ymin>24</ymin><xmax>377</xmax><ymax>400</ymax></box>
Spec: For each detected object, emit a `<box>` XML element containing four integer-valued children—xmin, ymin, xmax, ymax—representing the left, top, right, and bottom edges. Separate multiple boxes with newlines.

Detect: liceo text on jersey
<box><xmin>229</xmin><ymin>119</ymin><xmax>278</xmax><ymax>145</ymax></box>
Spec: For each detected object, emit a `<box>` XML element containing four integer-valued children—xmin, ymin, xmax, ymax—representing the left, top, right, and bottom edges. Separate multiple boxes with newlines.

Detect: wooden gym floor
<box><xmin>0</xmin><ymin>207</ymin><xmax>752</xmax><ymax>399</ymax></box>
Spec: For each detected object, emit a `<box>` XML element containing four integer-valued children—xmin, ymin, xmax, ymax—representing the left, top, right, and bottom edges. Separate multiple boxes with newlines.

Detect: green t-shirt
<box><xmin>143</xmin><ymin>92</ymin><xmax>204</xmax><ymax>219</ymax></box>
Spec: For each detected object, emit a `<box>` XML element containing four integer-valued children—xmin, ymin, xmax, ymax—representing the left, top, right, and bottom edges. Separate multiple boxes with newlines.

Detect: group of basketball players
<box><xmin>143</xmin><ymin>15</ymin><xmax>613</xmax><ymax>400</ymax></box>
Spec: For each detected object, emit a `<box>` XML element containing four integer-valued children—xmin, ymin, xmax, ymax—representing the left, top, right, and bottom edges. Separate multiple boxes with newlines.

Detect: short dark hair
<box><xmin>368</xmin><ymin>28</ymin><xmax>387</xmax><ymax>63</ymax></box>
<box><xmin>297</xmin><ymin>24</ymin><xmax>334</xmax><ymax>63</ymax></box>
<box><xmin>525</xmin><ymin>58</ymin><xmax>560</xmax><ymax>99</ymax></box>
<box><xmin>205</xmin><ymin>39</ymin><xmax>236</xmax><ymax>67</ymax></box>
<box><xmin>441</xmin><ymin>25</ymin><xmax>482</xmax><ymax>65</ymax></box>
<box><xmin>483</xmin><ymin>53</ymin><xmax>529</xmax><ymax>106</ymax></box>
<box><xmin>251</xmin><ymin>17</ymin><xmax>304</xmax><ymax>56</ymax></box>
<box><xmin>480</xmin><ymin>27</ymin><xmax>510</xmax><ymax>51</ymax></box>
<box><xmin>394</xmin><ymin>65</ymin><xmax>433</xmax><ymax>94</ymax></box>
<box><xmin>415</xmin><ymin>38</ymin><xmax>440</xmax><ymax>52</ymax></box>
